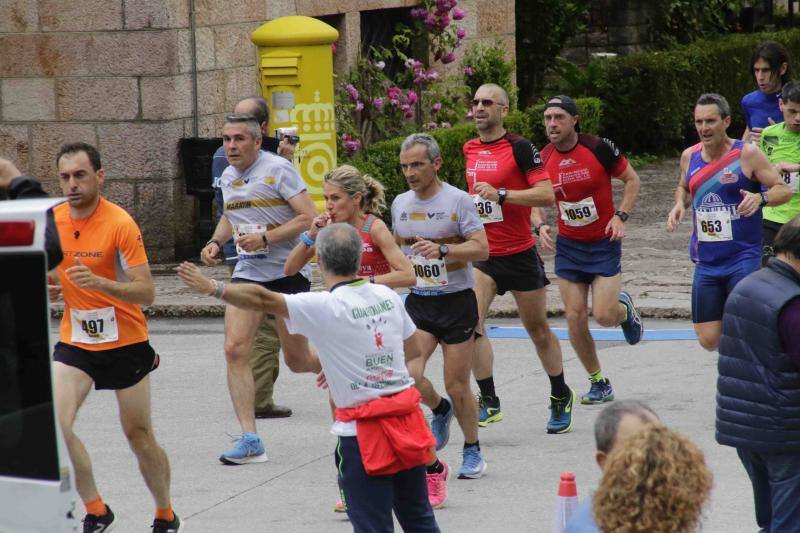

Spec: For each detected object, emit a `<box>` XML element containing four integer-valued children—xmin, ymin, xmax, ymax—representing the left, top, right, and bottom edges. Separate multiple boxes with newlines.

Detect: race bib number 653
<box><xmin>695</xmin><ymin>210</ymin><xmax>733</xmax><ymax>242</ymax></box>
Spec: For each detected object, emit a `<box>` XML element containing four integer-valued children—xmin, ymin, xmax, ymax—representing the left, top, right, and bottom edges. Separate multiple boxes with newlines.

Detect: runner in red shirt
<box><xmin>533</xmin><ymin>95</ymin><xmax>644</xmax><ymax>407</ymax></box>
<box><xmin>465</xmin><ymin>83</ymin><xmax>574</xmax><ymax>435</ymax></box>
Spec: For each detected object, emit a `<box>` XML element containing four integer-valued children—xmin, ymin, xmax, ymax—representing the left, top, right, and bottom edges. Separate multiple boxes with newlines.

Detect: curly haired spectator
<box><xmin>593</xmin><ymin>425</ymin><xmax>712</xmax><ymax>533</ymax></box>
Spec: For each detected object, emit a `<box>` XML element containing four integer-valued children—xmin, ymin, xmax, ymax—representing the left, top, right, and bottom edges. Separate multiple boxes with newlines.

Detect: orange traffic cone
<box><xmin>552</xmin><ymin>471</ymin><xmax>579</xmax><ymax>533</ymax></box>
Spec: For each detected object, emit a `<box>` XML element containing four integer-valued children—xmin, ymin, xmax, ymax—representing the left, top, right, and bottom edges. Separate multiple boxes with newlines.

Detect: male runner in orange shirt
<box><xmin>52</xmin><ymin>142</ymin><xmax>182</xmax><ymax>533</ymax></box>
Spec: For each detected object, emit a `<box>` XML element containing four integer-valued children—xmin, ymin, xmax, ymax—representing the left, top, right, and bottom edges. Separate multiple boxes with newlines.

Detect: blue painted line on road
<box><xmin>487</xmin><ymin>326</ymin><xmax>697</xmax><ymax>341</ymax></box>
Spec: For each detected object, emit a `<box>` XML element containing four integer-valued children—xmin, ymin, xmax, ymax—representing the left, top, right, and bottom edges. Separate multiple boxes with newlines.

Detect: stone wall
<box><xmin>561</xmin><ymin>0</ymin><xmax>655</xmax><ymax>64</ymax></box>
<box><xmin>0</xmin><ymin>0</ymin><xmax>514</xmax><ymax>261</ymax></box>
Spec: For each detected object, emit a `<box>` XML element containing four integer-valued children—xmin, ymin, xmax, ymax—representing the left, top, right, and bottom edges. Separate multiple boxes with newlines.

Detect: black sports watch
<box><xmin>497</xmin><ymin>188</ymin><xmax>507</xmax><ymax>205</ymax></box>
<box><xmin>439</xmin><ymin>244</ymin><xmax>449</xmax><ymax>259</ymax></box>
<box><xmin>760</xmin><ymin>192</ymin><xmax>769</xmax><ymax>207</ymax></box>
<box><xmin>614</xmin><ymin>210</ymin><xmax>629</xmax><ymax>222</ymax></box>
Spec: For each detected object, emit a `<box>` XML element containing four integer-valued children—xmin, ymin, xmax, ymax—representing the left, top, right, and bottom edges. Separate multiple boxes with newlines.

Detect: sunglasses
<box><xmin>471</xmin><ymin>98</ymin><xmax>505</xmax><ymax>108</ymax></box>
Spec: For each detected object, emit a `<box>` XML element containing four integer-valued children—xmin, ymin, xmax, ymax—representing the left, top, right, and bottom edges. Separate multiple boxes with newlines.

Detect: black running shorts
<box><xmin>54</xmin><ymin>340</ymin><xmax>159</xmax><ymax>390</ymax></box>
<box><xmin>232</xmin><ymin>272</ymin><xmax>311</xmax><ymax>294</ymax></box>
<box><xmin>473</xmin><ymin>245</ymin><xmax>550</xmax><ymax>295</ymax></box>
<box><xmin>405</xmin><ymin>288</ymin><xmax>479</xmax><ymax>345</ymax></box>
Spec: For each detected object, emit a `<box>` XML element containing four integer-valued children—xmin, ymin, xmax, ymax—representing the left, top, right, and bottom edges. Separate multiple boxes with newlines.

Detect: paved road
<box><xmin>69</xmin><ymin>318</ymin><xmax>755</xmax><ymax>533</ymax></box>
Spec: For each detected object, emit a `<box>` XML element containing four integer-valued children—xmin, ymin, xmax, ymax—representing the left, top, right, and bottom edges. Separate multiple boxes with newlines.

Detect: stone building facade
<box><xmin>0</xmin><ymin>0</ymin><xmax>515</xmax><ymax>262</ymax></box>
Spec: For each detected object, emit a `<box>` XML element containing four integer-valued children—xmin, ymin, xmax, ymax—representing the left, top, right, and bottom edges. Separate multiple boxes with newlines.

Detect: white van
<box><xmin>0</xmin><ymin>198</ymin><xmax>78</xmax><ymax>532</ymax></box>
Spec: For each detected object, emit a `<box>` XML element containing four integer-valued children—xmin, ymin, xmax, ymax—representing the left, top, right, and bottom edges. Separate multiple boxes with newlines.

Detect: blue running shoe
<box><xmin>477</xmin><ymin>394</ymin><xmax>504</xmax><ymax>427</ymax></box>
<box><xmin>619</xmin><ymin>291</ymin><xmax>643</xmax><ymax>345</ymax></box>
<box><xmin>457</xmin><ymin>447</ymin><xmax>487</xmax><ymax>479</ymax></box>
<box><xmin>580</xmin><ymin>378</ymin><xmax>615</xmax><ymax>405</ymax></box>
<box><xmin>219</xmin><ymin>432</ymin><xmax>268</xmax><ymax>465</ymax></box>
<box><xmin>431</xmin><ymin>398</ymin><xmax>454</xmax><ymax>451</ymax></box>
<box><xmin>547</xmin><ymin>388</ymin><xmax>576</xmax><ymax>434</ymax></box>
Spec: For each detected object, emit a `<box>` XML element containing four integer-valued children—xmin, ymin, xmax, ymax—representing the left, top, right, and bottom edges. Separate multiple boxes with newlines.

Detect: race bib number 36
<box><xmin>70</xmin><ymin>307</ymin><xmax>119</xmax><ymax>344</ymax></box>
<box><xmin>559</xmin><ymin>197</ymin><xmax>599</xmax><ymax>227</ymax></box>
<box><xmin>472</xmin><ymin>195</ymin><xmax>503</xmax><ymax>224</ymax></box>
<box><xmin>233</xmin><ymin>223</ymin><xmax>269</xmax><ymax>257</ymax></box>
<box><xmin>410</xmin><ymin>255</ymin><xmax>448</xmax><ymax>288</ymax></box>
<box><xmin>696</xmin><ymin>210</ymin><xmax>733</xmax><ymax>242</ymax></box>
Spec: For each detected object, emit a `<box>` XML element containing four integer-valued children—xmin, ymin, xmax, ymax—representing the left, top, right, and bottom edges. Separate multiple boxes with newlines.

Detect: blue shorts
<box><xmin>555</xmin><ymin>235</ymin><xmax>622</xmax><ymax>284</ymax></box>
<box><xmin>691</xmin><ymin>257</ymin><xmax>760</xmax><ymax>323</ymax></box>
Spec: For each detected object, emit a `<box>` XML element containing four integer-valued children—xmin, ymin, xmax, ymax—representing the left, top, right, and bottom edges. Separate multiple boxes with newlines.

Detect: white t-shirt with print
<box><xmin>284</xmin><ymin>281</ymin><xmax>416</xmax><ymax>436</ymax></box>
<box><xmin>220</xmin><ymin>150</ymin><xmax>311</xmax><ymax>283</ymax></box>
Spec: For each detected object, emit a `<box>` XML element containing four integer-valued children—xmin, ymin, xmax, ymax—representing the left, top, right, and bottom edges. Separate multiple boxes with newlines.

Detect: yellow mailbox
<box><xmin>251</xmin><ymin>16</ymin><xmax>339</xmax><ymax>212</ymax></box>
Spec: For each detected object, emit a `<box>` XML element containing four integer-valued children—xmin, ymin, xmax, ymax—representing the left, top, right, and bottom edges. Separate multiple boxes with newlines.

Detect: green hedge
<box><xmin>593</xmin><ymin>29</ymin><xmax>800</xmax><ymax>154</ymax></box>
<box><xmin>347</xmin><ymin>97</ymin><xmax>603</xmax><ymax>211</ymax></box>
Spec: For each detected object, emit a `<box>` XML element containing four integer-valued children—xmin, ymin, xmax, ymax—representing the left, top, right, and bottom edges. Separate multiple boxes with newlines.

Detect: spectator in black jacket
<box><xmin>0</xmin><ymin>156</ymin><xmax>63</xmax><ymax>269</ymax></box>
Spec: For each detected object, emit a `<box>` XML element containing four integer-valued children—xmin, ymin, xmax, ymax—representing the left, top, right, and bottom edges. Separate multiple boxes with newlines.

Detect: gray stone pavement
<box><xmin>70</xmin><ymin>318</ymin><xmax>755</xmax><ymax>532</ymax></box>
<box><xmin>52</xmin><ymin>159</ymin><xmax>694</xmax><ymax>321</ymax></box>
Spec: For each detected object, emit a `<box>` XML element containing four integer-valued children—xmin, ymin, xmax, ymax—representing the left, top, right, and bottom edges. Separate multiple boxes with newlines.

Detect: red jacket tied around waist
<box><xmin>335</xmin><ymin>387</ymin><xmax>435</xmax><ymax>476</ymax></box>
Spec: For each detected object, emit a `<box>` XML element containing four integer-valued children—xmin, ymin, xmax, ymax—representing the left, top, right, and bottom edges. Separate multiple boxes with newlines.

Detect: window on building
<box><xmin>360</xmin><ymin>7</ymin><xmax>427</xmax><ymax>79</ymax></box>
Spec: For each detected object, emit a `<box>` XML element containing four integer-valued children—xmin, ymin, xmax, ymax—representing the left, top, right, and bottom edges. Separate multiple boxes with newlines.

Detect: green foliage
<box><xmin>343</xmin><ymin>98</ymin><xmax>603</xmax><ymax>212</ymax></box>
<box><xmin>461</xmin><ymin>41</ymin><xmax>517</xmax><ymax>107</ymax></box>
<box><xmin>549</xmin><ymin>57</ymin><xmax>614</xmax><ymax>98</ymax></box>
<box><xmin>649</xmin><ymin>1</ymin><xmax>744</xmax><ymax>48</ymax></box>
<box><xmin>515</xmin><ymin>0</ymin><xmax>590</xmax><ymax>106</ymax></box>
<box><xmin>590</xmin><ymin>29</ymin><xmax>800</xmax><ymax>154</ymax></box>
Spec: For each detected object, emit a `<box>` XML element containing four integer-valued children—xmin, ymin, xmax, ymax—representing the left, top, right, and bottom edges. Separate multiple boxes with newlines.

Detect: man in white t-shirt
<box><xmin>177</xmin><ymin>224</ymin><xmax>440</xmax><ymax>532</ymax></box>
<box><xmin>392</xmin><ymin>133</ymin><xmax>490</xmax><ymax>493</ymax></box>
<box><xmin>201</xmin><ymin>113</ymin><xmax>319</xmax><ymax>465</ymax></box>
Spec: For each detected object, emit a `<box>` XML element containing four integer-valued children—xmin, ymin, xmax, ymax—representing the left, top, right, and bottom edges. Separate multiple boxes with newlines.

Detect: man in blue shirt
<box><xmin>742</xmin><ymin>41</ymin><xmax>792</xmax><ymax>145</ymax></box>
<box><xmin>211</xmin><ymin>96</ymin><xmax>295</xmax><ymax>419</ymax></box>
<box><xmin>564</xmin><ymin>400</ymin><xmax>660</xmax><ymax>532</ymax></box>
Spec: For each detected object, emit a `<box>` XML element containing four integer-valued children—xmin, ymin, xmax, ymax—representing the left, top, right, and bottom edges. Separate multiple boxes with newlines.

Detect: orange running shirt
<box><xmin>54</xmin><ymin>198</ymin><xmax>149</xmax><ymax>351</ymax></box>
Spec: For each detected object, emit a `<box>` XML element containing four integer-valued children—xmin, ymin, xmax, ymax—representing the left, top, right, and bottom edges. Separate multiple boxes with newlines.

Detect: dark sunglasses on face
<box><xmin>471</xmin><ymin>98</ymin><xmax>504</xmax><ymax>108</ymax></box>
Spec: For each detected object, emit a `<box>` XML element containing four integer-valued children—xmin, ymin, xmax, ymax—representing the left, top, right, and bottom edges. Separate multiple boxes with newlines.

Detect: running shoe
<box><xmin>477</xmin><ymin>394</ymin><xmax>504</xmax><ymax>427</ymax></box>
<box><xmin>151</xmin><ymin>513</ymin><xmax>184</xmax><ymax>533</ymax></box>
<box><xmin>431</xmin><ymin>398</ymin><xmax>454</xmax><ymax>451</ymax></box>
<box><xmin>619</xmin><ymin>291</ymin><xmax>644</xmax><ymax>345</ymax></box>
<box><xmin>219</xmin><ymin>432</ymin><xmax>268</xmax><ymax>465</ymax></box>
<box><xmin>547</xmin><ymin>388</ymin><xmax>576</xmax><ymax>434</ymax></box>
<box><xmin>580</xmin><ymin>378</ymin><xmax>615</xmax><ymax>405</ymax></box>
<box><xmin>426</xmin><ymin>460</ymin><xmax>450</xmax><ymax>508</ymax></box>
<box><xmin>83</xmin><ymin>505</ymin><xmax>115</xmax><ymax>532</ymax></box>
<box><xmin>457</xmin><ymin>447</ymin><xmax>487</xmax><ymax>479</ymax></box>
<box><xmin>334</xmin><ymin>497</ymin><xmax>347</xmax><ymax>513</ymax></box>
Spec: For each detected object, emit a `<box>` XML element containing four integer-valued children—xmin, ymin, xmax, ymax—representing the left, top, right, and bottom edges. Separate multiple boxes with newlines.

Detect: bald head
<box><xmin>233</xmin><ymin>97</ymin><xmax>269</xmax><ymax>133</ymax></box>
<box><xmin>477</xmin><ymin>83</ymin><xmax>509</xmax><ymax>106</ymax></box>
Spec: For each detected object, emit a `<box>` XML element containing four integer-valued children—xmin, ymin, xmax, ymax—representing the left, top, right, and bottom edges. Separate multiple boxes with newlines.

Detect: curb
<box><xmin>51</xmin><ymin>305</ymin><xmax>691</xmax><ymax>320</ymax></box>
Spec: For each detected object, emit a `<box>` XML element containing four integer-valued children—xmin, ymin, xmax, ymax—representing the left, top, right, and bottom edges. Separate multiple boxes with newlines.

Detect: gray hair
<box><xmin>224</xmin><ymin>113</ymin><xmax>261</xmax><ymax>140</ymax></box>
<box><xmin>594</xmin><ymin>399</ymin><xmax>659</xmax><ymax>453</ymax></box>
<box><xmin>696</xmin><ymin>93</ymin><xmax>731</xmax><ymax>119</ymax></box>
<box><xmin>400</xmin><ymin>133</ymin><xmax>442</xmax><ymax>161</ymax></box>
<box><xmin>316</xmin><ymin>223</ymin><xmax>363</xmax><ymax>277</ymax></box>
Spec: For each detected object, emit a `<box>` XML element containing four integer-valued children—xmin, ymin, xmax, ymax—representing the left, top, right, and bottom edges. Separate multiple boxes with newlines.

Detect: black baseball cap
<box><xmin>545</xmin><ymin>95</ymin><xmax>579</xmax><ymax>116</ymax></box>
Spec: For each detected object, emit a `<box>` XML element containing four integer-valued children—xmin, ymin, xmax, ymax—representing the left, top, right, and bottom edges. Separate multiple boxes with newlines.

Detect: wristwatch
<box><xmin>439</xmin><ymin>244</ymin><xmax>449</xmax><ymax>259</ymax></box>
<box><xmin>614</xmin><ymin>210</ymin><xmax>629</xmax><ymax>222</ymax></box>
<box><xmin>760</xmin><ymin>192</ymin><xmax>769</xmax><ymax>207</ymax></box>
<box><xmin>497</xmin><ymin>188</ymin><xmax>507</xmax><ymax>205</ymax></box>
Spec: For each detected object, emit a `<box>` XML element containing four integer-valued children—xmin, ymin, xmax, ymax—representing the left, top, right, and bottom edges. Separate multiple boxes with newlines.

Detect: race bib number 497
<box><xmin>70</xmin><ymin>306</ymin><xmax>119</xmax><ymax>344</ymax></box>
